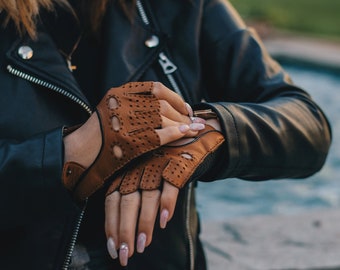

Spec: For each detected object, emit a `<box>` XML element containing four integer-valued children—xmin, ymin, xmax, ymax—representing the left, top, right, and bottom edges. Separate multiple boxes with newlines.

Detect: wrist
<box><xmin>63</xmin><ymin>113</ymin><xmax>102</xmax><ymax>168</ymax></box>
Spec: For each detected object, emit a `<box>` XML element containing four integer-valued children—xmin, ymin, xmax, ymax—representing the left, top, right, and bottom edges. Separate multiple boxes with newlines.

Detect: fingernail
<box><xmin>119</xmin><ymin>243</ymin><xmax>129</xmax><ymax>266</ymax></box>
<box><xmin>107</xmin><ymin>238</ymin><xmax>118</xmax><ymax>259</ymax></box>
<box><xmin>189</xmin><ymin>123</ymin><xmax>205</xmax><ymax>131</ymax></box>
<box><xmin>160</xmin><ymin>209</ymin><xmax>169</xmax><ymax>229</ymax></box>
<box><xmin>179</xmin><ymin>124</ymin><xmax>190</xmax><ymax>133</ymax></box>
<box><xmin>137</xmin><ymin>233</ymin><xmax>147</xmax><ymax>253</ymax></box>
<box><xmin>185</xmin><ymin>103</ymin><xmax>193</xmax><ymax>117</ymax></box>
<box><xmin>190</xmin><ymin>117</ymin><xmax>206</xmax><ymax>124</ymax></box>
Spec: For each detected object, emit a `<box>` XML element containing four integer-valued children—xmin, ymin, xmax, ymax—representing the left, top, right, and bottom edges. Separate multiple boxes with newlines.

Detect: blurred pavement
<box><xmin>201</xmin><ymin>209</ymin><xmax>340</xmax><ymax>270</ymax></box>
<box><xmin>264</xmin><ymin>34</ymin><xmax>340</xmax><ymax>71</ymax></box>
<box><xmin>201</xmin><ymin>34</ymin><xmax>340</xmax><ymax>270</ymax></box>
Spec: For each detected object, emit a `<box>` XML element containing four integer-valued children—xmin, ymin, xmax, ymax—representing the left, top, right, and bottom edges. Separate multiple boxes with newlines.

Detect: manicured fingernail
<box><xmin>179</xmin><ymin>124</ymin><xmax>190</xmax><ymax>133</ymax></box>
<box><xmin>160</xmin><ymin>209</ymin><xmax>169</xmax><ymax>229</ymax></box>
<box><xmin>119</xmin><ymin>243</ymin><xmax>129</xmax><ymax>266</ymax></box>
<box><xmin>185</xmin><ymin>103</ymin><xmax>193</xmax><ymax>117</ymax></box>
<box><xmin>189</xmin><ymin>123</ymin><xmax>205</xmax><ymax>131</ymax></box>
<box><xmin>190</xmin><ymin>117</ymin><xmax>206</xmax><ymax>124</ymax></box>
<box><xmin>137</xmin><ymin>233</ymin><xmax>147</xmax><ymax>253</ymax></box>
<box><xmin>107</xmin><ymin>238</ymin><xmax>118</xmax><ymax>259</ymax></box>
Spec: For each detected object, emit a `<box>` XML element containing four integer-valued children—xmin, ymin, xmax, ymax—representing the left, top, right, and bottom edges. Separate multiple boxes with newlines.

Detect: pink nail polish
<box><xmin>137</xmin><ymin>233</ymin><xmax>146</xmax><ymax>253</ymax></box>
<box><xmin>160</xmin><ymin>209</ymin><xmax>169</xmax><ymax>229</ymax></box>
<box><xmin>185</xmin><ymin>103</ymin><xmax>193</xmax><ymax>117</ymax></box>
<box><xmin>189</xmin><ymin>123</ymin><xmax>205</xmax><ymax>131</ymax></box>
<box><xmin>119</xmin><ymin>243</ymin><xmax>129</xmax><ymax>266</ymax></box>
<box><xmin>179</xmin><ymin>124</ymin><xmax>190</xmax><ymax>133</ymax></box>
<box><xmin>107</xmin><ymin>238</ymin><xmax>118</xmax><ymax>259</ymax></box>
<box><xmin>190</xmin><ymin>117</ymin><xmax>206</xmax><ymax>124</ymax></box>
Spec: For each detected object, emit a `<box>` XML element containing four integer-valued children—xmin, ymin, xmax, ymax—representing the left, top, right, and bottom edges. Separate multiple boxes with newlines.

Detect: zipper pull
<box><xmin>158</xmin><ymin>52</ymin><xmax>177</xmax><ymax>74</ymax></box>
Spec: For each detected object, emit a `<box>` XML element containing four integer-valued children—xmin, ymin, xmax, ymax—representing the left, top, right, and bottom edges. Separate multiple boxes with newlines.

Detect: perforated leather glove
<box><xmin>62</xmin><ymin>82</ymin><xmax>162</xmax><ymax>201</ymax></box>
<box><xmin>106</xmin><ymin>125</ymin><xmax>225</xmax><ymax>195</ymax></box>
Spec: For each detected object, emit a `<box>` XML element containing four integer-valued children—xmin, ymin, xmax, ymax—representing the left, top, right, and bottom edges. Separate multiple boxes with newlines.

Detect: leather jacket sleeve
<box><xmin>194</xmin><ymin>0</ymin><xmax>332</xmax><ymax>181</ymax></box>
<box><xmin>0</xmin><ymin>128</ymin><xmax>78</xmax><ymax>229</ymax></box>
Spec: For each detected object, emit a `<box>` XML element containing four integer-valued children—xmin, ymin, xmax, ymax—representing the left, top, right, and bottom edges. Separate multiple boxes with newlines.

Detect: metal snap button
<box><xmin>145</xmin><ymin>35</ymin><xmax>159</xmax><ymax>48</ymax></box>
<box><xmin>18</xmin><ymin>46</ymin><xmax>33</xmax><ymax>60</ymax></box>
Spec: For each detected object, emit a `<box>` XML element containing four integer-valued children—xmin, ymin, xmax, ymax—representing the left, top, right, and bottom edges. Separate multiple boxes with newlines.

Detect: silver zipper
<box><xmin>136</xmin><ymin>0</ymin><xmax>150</xmax><ymax>25</ymax></box>
<box><xmin>186</xmin><ymin>182</ymin><xmax>195</xmax><ymax>270</ymax></box>
<box><xmin>136</xmin><ymin>0</ymin><xmax>184</xmax><ymax>98</ymax></box>
<box><xmin>158</xmin><ymin>52</ymin><xmax>183</xmax><ymax>96</ymax></box>
<box><xmin>136</xmin><ymin>1</ymin><xmax>194</xmax><ymax>270</ymax></box>
<box><xmin>62</xmin><ymin>201</ymin><xmax>87</xmax><ymax>270</ymax></box>
<box><xmin>6</xmin><ymin>65</ymin><xmax>92</xmax><ymax>115</ymax></box>
<box><xmin>7</xmin><ymin>64</ymin><xmax>91</xmax><ymax>269</ymax></box>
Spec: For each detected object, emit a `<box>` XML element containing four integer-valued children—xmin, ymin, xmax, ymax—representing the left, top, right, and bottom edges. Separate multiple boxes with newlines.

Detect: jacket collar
<box><xmin>6</xmin><ymin>31</ymin><xmax>91</xmax><ymax>111</ymax></box>
<box><xmin>5</xmin><ymin>2</ymin><xmax>167</xmax><ymax>112</ymax></box>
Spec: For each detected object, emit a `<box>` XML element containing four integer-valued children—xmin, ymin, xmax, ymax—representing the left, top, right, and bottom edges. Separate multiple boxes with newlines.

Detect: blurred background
<box><xmin>197</xmin><ymin>0</ymin><xmax>340</xmax><ymax>220</ymax></box>
<box><xmin>230</xmin><ymin>0</ymin><xmax>340</xmax><ymax>40</ymax></box>
<box><xmin>197</xmin><ymin>1</ymin><xmax>340</xmax><ymax>269</ymax></box>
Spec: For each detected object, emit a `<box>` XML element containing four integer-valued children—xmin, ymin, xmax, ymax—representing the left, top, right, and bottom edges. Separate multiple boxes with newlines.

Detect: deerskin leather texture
<box><xmin>62</xmin><ymin>81</ymin><xmax>162</xmax><ymax>201</ymax></box>
<box><xmin>106</xmin><ymin>125</ymin><xmax>225</xmax><ymax>195</ymax></box>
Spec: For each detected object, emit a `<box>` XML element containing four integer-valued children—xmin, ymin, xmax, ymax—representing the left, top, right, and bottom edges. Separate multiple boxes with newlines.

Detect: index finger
<box><xmin>152</xmin><ymin>82</ymin><xmax>188</xmax><ymax>116</ymax></box>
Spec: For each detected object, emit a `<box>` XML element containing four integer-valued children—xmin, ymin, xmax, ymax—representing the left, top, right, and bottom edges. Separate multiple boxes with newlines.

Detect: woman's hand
<box><xmin>62</xmin><ymin>81</ymin><xmax>202</xmax><ymax>201</ymax></box>
<box><xmin>63</xmin><ymin>81</ymin><xmax>195</xmax><ymax>168</ymax></box>
<box><xmin>104</xmin><ymin>123</ymin><xmax>225</xmax><ymax>266</ymax></box>
<box><xmin>105</xmin><ymin>182</ymin><xmax>179</xmax><ymax>266</ymax></box>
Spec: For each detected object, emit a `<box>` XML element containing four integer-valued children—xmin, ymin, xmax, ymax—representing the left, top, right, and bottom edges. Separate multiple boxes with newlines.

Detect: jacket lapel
<box><xmin>99</xmin><ymin>3</ymin><xmax>167</xmax><ymax>90</ymax></box>
<box><xmin>5</xmin><ymin>3</ymin><xmax>167</xmax><ymax>112</ymax></box>
<box><xmin>6</xmin><ymin>32</ymin><xmax>91</xmax><ymax>111</ymax></box>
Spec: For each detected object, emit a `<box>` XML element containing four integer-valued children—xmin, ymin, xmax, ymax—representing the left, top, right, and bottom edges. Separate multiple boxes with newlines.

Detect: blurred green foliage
<box><xmin>230</xmin><ymin>0</ymin><xmax>340</xmax><ymax>38</ymax></box>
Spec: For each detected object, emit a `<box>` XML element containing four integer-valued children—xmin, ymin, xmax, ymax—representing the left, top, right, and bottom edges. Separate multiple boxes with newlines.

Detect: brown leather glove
<box><xmin>62</xmin><ymin>82</ymin><xmax>162</xmax><ymax>201</ymax></box>
<box><xmin>106</xmin><ymin>125</ymin><xmax>225</xmax><ymax>195</ymax></box>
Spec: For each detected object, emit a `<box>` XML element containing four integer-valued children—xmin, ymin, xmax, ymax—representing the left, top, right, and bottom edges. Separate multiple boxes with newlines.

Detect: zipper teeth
<box><xmin>166</xmin><ymin>73</ymin><xmax>182</xmax><ymax>96</ymax></box>
<box><xmin>186</xmin><ymin>183</ymin><xmax>195</xmax><ymax>270</ymax></box>
<box><xmin>7</xmin><ymin>64</ymin><xmax>91</xmax><ymax>269</ymax></box>
<box><xmin>6</xmin><ymin>65</ymin><xmax>92</xmax><ymax>115</ymax></box>
<box><xmin>136</xmin><ymin>0</ymin><xmax>184</xmax><ymax>97</ymax></box>
<box><xmin>136</xmin><ymin>0</ymin><xmax>150</xmax><ymax>25</ymax></box>
<box><xmin>158</xmin><ymin>53</ymin><xmax>183</xmax><ymax>97</ymax></box>
<box><xmin>61</xmin><ymin>205</ymin><xmax>86</xmax><ymax>270</ymax></box>
<box><xmin>136</xmin><ymin>1</ymin><xmax>194</xmax><ymax>269</ymax></box>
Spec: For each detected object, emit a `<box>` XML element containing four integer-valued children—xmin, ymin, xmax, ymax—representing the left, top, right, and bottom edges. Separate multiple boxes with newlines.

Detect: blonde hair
<box><xmin>0</xmin><ymin>0</ymin><xmax>133</xmax><ymax>39</ymax></box>
<box><xmin>0</xmin><ymin>0</ymin><xmax>65</xmax><ymax>38</ymax></box>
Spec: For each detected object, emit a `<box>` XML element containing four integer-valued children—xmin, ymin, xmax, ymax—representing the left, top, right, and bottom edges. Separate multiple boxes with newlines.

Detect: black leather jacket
<box><xmin>0</xmin><ymin>0</ymin><xmax>331</xmax><ymax>269</ymax></box>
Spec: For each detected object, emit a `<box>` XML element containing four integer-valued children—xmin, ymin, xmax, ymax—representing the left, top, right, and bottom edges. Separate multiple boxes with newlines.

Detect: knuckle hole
<box><xmin>181</xmin><ymin>153</ymin><xmax>193</xmax><ymax>160</ymax></box>
<box><xmin>109</xmin><ymin>97</ymin><xmax>119</xmax><ymax>109</ymax></box>
<box><xmin>111</xmin><ymin>116</ymin><xmax>120</xmax><ymax>131</ymax></box>
<box><xmin>113</xmin><ymin>145</ymin><xmax>123</xmax><ymax>159</ymax></box>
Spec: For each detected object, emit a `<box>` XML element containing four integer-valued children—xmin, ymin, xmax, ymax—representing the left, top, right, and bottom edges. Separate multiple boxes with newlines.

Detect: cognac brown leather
<box><xmin>106</xmin><ymin>125</ymin><xmax>225</xmax><ymax>195</ymax></box>
<box><xmin>62</xmin><ymin>81</ymin><xmax>162</xmax><ymax>201</ymax></box>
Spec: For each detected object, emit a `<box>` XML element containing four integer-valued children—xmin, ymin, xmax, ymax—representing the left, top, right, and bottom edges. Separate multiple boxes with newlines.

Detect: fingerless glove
<box><xmin>106</xmin><ymin>125</ymin><xmax>225</xmax><ymax>195</ymax></box>
<box><xmin>62</xmin><ymin>82</ymin><xmax>162</xmax><ymax>201</ymax></box>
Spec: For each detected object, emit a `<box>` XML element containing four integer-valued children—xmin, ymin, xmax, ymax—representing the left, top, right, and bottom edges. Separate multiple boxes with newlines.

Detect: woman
<box><xmin>0</xmin><ymin>0</ymin><xmax>331</xmax><ymax>269</ymax></box>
